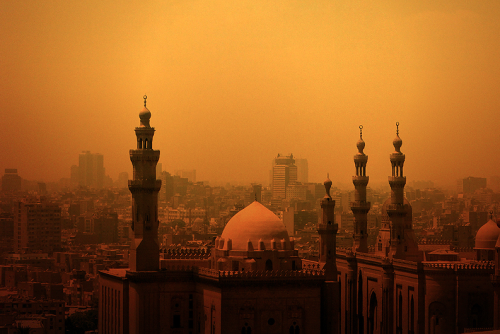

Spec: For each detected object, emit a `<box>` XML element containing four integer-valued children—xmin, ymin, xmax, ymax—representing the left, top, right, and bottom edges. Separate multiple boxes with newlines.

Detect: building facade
<box><xmin>14</xmin><ymin>198</ymin><xmax>61</xmax><ymax>254</ymax></box>
<box><xmin>99</xmin><ymin>103</ymin><xmax>500</xmax><ymax>334</ymax></box>
<box><xmin>78</xmin><ymin>151</ymin><xmax>105</xmax><ymax>188</ymax></box>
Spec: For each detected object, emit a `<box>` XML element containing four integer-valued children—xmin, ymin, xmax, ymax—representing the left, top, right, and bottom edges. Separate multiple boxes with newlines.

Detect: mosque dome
<box><xmin>474</xmin><ymin>218</ymin><xmax>500</xmax><ymax>250</ymax></box>
<box><xmin>220</xmin><ymin>201</ymin><xmax>290</xmax><ymax>250</ymax></box>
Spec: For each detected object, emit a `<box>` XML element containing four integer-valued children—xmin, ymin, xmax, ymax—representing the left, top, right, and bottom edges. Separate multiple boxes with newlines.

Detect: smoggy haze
<box><xmin>1</xmin><ymin>1</ymin><xmax>499</xmax><ymax>186</ymax></box>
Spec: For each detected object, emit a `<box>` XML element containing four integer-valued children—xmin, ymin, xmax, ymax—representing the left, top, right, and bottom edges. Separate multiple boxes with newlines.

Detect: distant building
<box><xmin>458</xmin><ymin>176</ymin><xmax>487</xmax><ymax>195</ymax></box>
<box><xmin>251</xmin><ymin>183</ymin><xmax>262</xmax><ymax>202</ymax></box>
<box><xmin>78</xmin><ymin>151</ymin><xmax>104</xmax><ymax>188</ymax></box>
<box><xmin>70</xmin><ymin>165</ymin><xmax>79</xmax><ymax>187</ymax></box>
<box><xmin>14</xmin><ymin>198</ymin><xmax>61</xmax><ymax>254</ymax></box>
<box><xmin>117</xmin><ymin>171</ymin><xmax>129</xmax><ymax>188</ymax></box>
<box><xmin>1</xmin><ymin>169</ymin><xmax>21</xmax><ymax>192</ymax></box>
<box><xmin>295</xmin><ymin>158</ymin><xmax>309</xmax><ymax>184</ymax></box>
<box><xmin>272</xmin><ymin>154</ymin><xmax>297</xmax><ymax>207</ymax></box>
<box><xmin>175</xmin><ymin>169</ymin><xmax>196</xmax><ymax>183</ymax></box>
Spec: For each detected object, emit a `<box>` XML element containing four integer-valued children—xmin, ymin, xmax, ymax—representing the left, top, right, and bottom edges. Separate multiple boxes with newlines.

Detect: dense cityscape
<box><xmin>3</xmin><ymin>1</ymin><xmax>500</xmax><ymax>333</ymax></box>
<box><xmin>1</xmin><ymin>99</ymin><xmax>500</xmax><ymax>333</ymax></box>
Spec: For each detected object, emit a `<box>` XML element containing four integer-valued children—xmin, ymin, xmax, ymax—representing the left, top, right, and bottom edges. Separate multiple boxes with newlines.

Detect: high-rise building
<box><xmin>14</xmin><ymin>198</ymin><xmax>61</xmax><ymax>253</ymax></box>
<box><xmin>295</xmin><ymin>158</ymin><xmax>308</xmax><ymax>184</ymax></box>
<box><xmin>156</xmin><ymin>162</ymin><xmax>162</xmax><ymax>178</ymax></box>
<box><xmin>117</xmin><ymin>172</ymin><xmax>129</xmax><ymax>188</ymax></box>
<box><xmin>175</xmin><ymin>169</ymin><xmax>196</xmax><ymax>183</ymax></box>
<box><xmin>272</xmin><ymin>154</ymin><xmax>297</xmax><ymax>207</ymax></box>
<box><xmin>78</xmin><ymin>151</ymin><xmax>104</xmax><ymax>188</ymax></box>
<box><xmin>1</xmin><ymin>169</ymin><xmax>22</xmax><ymax>192</ymax></box>
<box><xmin>458</xmin><ymin>176</ymin><xmax>487</xmax><ymax>195</ymax></box>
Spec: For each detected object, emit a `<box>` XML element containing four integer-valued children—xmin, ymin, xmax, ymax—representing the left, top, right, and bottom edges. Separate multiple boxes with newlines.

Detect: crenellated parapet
<box><xmin>161</xmin><ymin>248</ymin><xmax>211</xmax><ymax>260</ymax></box>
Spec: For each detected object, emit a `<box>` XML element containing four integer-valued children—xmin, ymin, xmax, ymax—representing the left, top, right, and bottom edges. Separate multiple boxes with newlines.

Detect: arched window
<box><xmin>144</xmin><ymin>138</ymin><xmax>148</xmax><ymax>149</ymax></box>
<box><xmin>265</xmin><ymin>259</ymin><xmax>273</xmax><ymax>271</ymax></box>
<box><xmin>138</xmin><ymin>138</ymin><xmax>142</xmax><ymax>149</ymax></box>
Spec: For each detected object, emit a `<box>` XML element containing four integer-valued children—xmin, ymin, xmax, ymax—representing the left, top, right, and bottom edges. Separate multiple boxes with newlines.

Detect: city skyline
<box><xmin>2</xmin><ymin>1</ymin><xmax>500</xmax><ymax>186</ymax></box>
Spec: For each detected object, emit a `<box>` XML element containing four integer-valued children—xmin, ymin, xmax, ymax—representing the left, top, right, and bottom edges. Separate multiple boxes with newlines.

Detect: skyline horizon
<box><xmin>2</xmin><ymin>1</ymin><xmax>499</xmax><ymax>191</ymax></box>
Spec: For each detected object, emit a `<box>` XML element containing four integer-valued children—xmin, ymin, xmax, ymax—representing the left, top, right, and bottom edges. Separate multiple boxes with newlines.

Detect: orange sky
<box><xmin>1</xmin><ymin>1</ymin><xmax>499</xmax><ymax>187</ymax></box>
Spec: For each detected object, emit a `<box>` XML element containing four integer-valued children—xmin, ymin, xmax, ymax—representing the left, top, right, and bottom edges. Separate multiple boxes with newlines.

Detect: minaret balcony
<box><xmin>386</xmin><ymin>203</ymin><xmax>408</xmax><ymax>215</ymax></box>
<box><xmin>350</xmin><ymin>201</ymin><xmax>371</xmax><ymax>211</ymax></box>
<box><xmin>129</xmin><ymin>150</ymin><xmax>160</xmax><ymax>162</ymax></box>
<box><xmin>128</xmin><ymin>179</ymin><xmax>162</xmax><ymax>191</ymax></box>
<box><xmin>352</xmin><ymin>176</ymin><xmax>369</xmax><ymax>186</ymax></box>
<box><xmin>388</xmin><ymin>176</ymin><xmax>406</xmax><ymax>186</ymax></box>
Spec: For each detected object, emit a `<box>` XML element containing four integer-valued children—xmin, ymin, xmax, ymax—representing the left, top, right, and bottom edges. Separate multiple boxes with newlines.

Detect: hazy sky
<box><xmin>1</xmin><ymin>1</ymin><xmax>500</xmax><ymax>187</ymax></box>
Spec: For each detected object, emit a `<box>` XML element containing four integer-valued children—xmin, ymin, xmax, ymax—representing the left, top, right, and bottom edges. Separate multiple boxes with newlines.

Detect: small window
<box><xmin>173</xmin><ymin>314</ymin><xmax>181</xmax><ymax>328</ymax></box>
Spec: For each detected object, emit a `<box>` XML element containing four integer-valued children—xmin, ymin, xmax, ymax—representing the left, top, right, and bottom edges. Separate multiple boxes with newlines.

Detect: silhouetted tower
<box><xmin>318</xmin><ymin>175</ymin><xmax>339</xmax><ymax>334</ymax></box>
<box><xmin>318</xmin><ymin>175</ymin><xmax>338</xmax><ymax>278</ymax></box>
<box><xmin>129</xmin><ymin>95</ymin><xmax>162</xmax><ymax>271</ymax></box>
<box><xmin>351</xmin><ymin>125</ymin><xmax>371</xmax><ymax>253</ymax></box>
<box><xmin>385</xmin><ymin>122</ymin><xmax>421</xmax><ymax>261</ymax></box>
<box><xmin>386</xmin><ymin>122</ymin><xmax>407</xmax><ymax>258</ymax></box>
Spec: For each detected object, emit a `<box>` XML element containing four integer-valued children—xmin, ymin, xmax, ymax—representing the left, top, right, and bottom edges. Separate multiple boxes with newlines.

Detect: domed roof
<box><xmin>356</xmin><ymin>138</ymin><xmax>365</xmax><ymax>154</ymax></box>
<box><xmin>139</xmin><ymin>95</ymin><xmax>151</xmax><ymax>127</ymax></box>
<box><xmin>139</xmin><ymin>106</ymin><xmax>151</xmax><ymax>127</ymax></box>
<box><xmin>474</xmin><ymin>218</ymin><xmax>500</xmax><ymax>250</ymax></box>
<box><xmin>220</xmin><ymin>201</ymin><xmax>290</xmax><ymax>250</ymax></box>
<box><xmin>393</xmin><ymin>135</ymin><xmax>402</xmax><ymax>152</ymax></box>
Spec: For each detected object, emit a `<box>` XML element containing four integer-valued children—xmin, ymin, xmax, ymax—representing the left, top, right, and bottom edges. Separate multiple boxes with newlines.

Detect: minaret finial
<box><xmin>324</xmin><ymin>173</ymin><xmax>332</xmax><ymax>198</ymax></box>
<box><xmin>359</xmin><ymin>125</ymin><xmax>363</xmax><ymax>139</ymax></box>
<box><xmin>396</xmin><ymin>122</ymin><xmax>399</xmax><ymax>136</ymax></box>
<box><xmin>143</xmin><ymin>94</ymin><xmax>147</xmax><ymax>107</ymax></box>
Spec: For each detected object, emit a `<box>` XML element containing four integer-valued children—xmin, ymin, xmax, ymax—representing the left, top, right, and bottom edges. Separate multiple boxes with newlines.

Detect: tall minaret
<box><xmin>318</xmin><ymin>175</ymin><xmax>338</xmax><ymax>279</ymax></box>
<box><xmin>386</xmin><ymin>122</ymin><xmax>406</xmax><ymax>258</ymax></box>
<box><xmin>351</xmin><ymin>125</ymin><xmax>371</xmax><ymax>253</ymax></box>
<box><xmin>386</xmin><ymin>122</ymin><xmax>422</xmax><ymax>260</ymax></box>
<box><xmin>129</xmin><ymin>95</ymin><xmax>162</xmax><ymax>271</ymax></box>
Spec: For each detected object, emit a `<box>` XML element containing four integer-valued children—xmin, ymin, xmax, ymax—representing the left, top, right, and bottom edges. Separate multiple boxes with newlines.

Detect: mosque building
<box><xmin>99</xmin><ymin>99</ymin><xmax>500</xmax><ymax>334</ymax></box>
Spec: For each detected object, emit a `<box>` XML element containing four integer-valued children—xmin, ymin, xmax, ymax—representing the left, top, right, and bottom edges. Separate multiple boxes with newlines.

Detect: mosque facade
<box><xmin>99</xmin><ymin>100</ymin><xmax>500</xmax><ymax>334</ymax></box>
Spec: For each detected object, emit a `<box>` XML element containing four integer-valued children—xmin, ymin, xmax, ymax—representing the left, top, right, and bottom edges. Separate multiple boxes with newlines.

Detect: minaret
<box><xmin>319</xmin><ymin>175</ymin><xmax>340</xmax><ymax>334</ymax></box>
<box><xmin>351</xmin><ymin>125</ymin><xmax>371</xmax><ymax>253</ymax></box>
<box><xmin>129</xmin><ymin>95</ymin><xmax>162</xmax><ymax>271</ymax></box>
<box><xmin>386</xmin><ymin>122</ymin><xmax>424</xmax><ymax>261</ymax></box>
<box><xmin>318</xmin><ymin>175</ymin><xmax>338</xmax><ymax>279</ymax></box>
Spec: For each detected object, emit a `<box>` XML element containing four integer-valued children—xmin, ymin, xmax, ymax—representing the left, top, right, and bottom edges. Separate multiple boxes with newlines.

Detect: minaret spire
<box><xmin>351</xmin><ymin>125</ymin><xmax>370</xmax><ymax>253</ymax></box>
<box><xmin>129</xmin><ymin>96</ymin><xmax>161</xmax><ymax>271</ymax></box>
<box><xmin>318</xmin><ymin>174</ymin><xmax>337</xmax><ymax>279</ymax></box>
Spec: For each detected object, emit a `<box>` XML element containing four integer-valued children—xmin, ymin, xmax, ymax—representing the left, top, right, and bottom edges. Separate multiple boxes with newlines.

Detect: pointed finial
<box><xmin>143</xmin><ymin>94</ymin><xmax>147</xmax><ymax>107</ymax></box>
<box><xmin>396</xmin><ymin>122</ymin><xmax>399</xmax><ymax>136</ymax></box>
<box><xmin>490</xmin><ymin>210</ymin><xmax>494</xmax><ymax>220</ymax></box>
<box><xmin>324</xmin><ymin>173</ymin><xmax>332</xmax><ymax>198</ymax></box>
<box><xmin>359</xmin><ymin>125</ymin><xmax>363</xmax><ymax>139</ymax></box>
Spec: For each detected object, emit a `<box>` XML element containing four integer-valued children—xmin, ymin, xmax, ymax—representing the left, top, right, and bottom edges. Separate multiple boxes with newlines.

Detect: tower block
<box><xmin>318</xmin><ymin>175</ymin><xmax>338</xmax><ymax>279</ymax></box>
<box><xmin>129</xmin><ymin>96</ymin><xmax>162</xmax><ymax>272</ymax></box>
<box><xmin>351</xmin><ymin>125</ymin><xmax>371</xmax><ymax>253</ymax></box>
